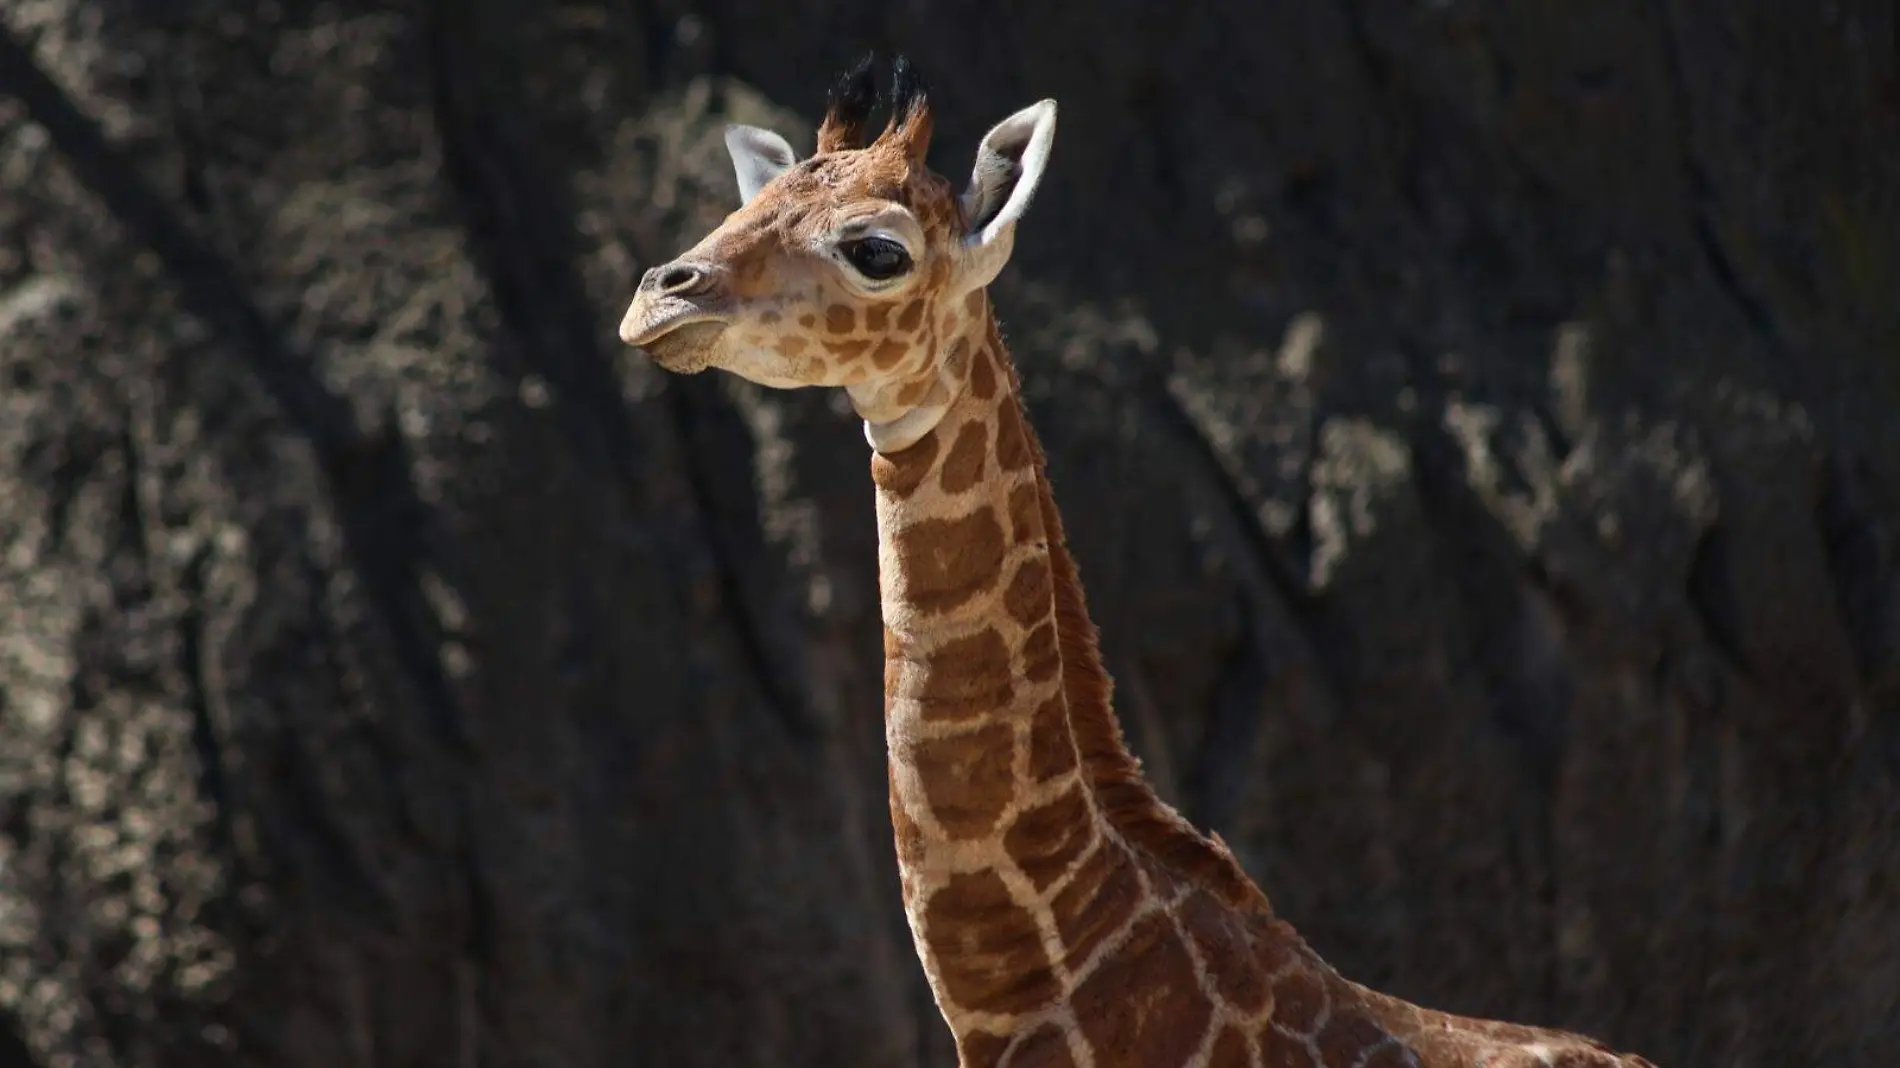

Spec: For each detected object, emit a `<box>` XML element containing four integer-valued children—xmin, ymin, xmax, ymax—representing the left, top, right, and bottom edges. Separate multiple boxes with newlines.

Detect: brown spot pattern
<box><xmin>1023</xmin><ymin>622</ymin><xmax>1059</xmax><ymax>682</ymax></box>
<box><xmin>1253</xmin><ymin>923</ymin><xmax>1307</xmax><ymax>978</ymax></box>
<box><xmin>1259</xmin><ymin>1028</ymin><xmax>1313</xmax><ymax>1068</ymax></box>
<box><xmin>1071</xmin><ymin>913</ymin><xmax>1212</xmax><ymax>1068</ymax></box>
<box><xmin>871</xmin><ymin>338</ymin><xmax>909</xmax><ymax>369</ymax></box>
<box><xmin>1004</xmin><ymin>784</ymin><xmax>1092</xmax><ymax>890</ymax></box>
<box><xmin>1180</xmin><ymin>890</ymin><xmax>1269</xmax><ymax>1014</ymax></box>
<box><xmin>798</xmin><ymin>313</ymin><xmax>817</xmax><ymax>328</ymax></box>
<box><xmin>1051</xmin><ymin>842</ymin><xmax>1144</xmax><ymax>970</ymax></box>
<box><xmin>1393</xmin><ymin>1030</ymin><xmax>1465</xmax><ymax>1065</ymax></box>
<box><xmin>923</xmin><ymin>871</ymin><xmax>1060</xmax><ymax>1016</ymax></box>
<box><xmin>996</xmin><ymin>398</ymin><xmax>1033</xmax><ymax>470</ymax></box>
<box><xmin>1027</xmin><ymin>696</ymin><xmax>1079</xmax><ymax>782</ymax></box>
<box><xmin>897</xmin><ymin>378</ymin><xmax>931</xmax><ymax>407</ymax></box>
<box><xmin>1478</xmin><ymin>1020</ymin><xmax>1547</xmax><ymax>1046</ymax></box>
<box><xmin>891</xmin><ymin>627</ymin><xmax>1014</xmax><ymax>722</ymax></box>
<box><xmin>776</xmin><ymin>336</ymin><xmax>809</xmax><ymax>356</ymax></box>
<box><xmin>898</xmin><ymin>299</ymin><xmax>926</xmax><ymax>332</ymax></box>
<box><xmin>1318</xmin><ymin>1011</ymin><xmax>1396</xmax><ymax>1068</ymax></box>
<box><xmin>871</xmin><ymin>431</ymin><xmax>940</xmax><ymax>498</ymax></box>
<box><xmin>970</xmin><ymin>346</ymin><xmax>998</xmax><ymax>399</ymax></box>
<box><xmin>946</xmin><ymin>337</ymin><xmax>972</xmax><ymax>380</ymax></box>
<box><xmin>825</xmin><ymin>338</ymin><xmax>871</xmax><ymax>360</ymax></box>
<box><xmin>904</xmin><ymin>722</ymin><xmax>1017</xmax><ymax>839</ymax></box>
<box><xmin>759</xmin><ymin>310</ymin><xmax>782</xmax><ymax>325</ymax></box>
<box><xmin>894</xmin><ymin>507</ymin><xmax>1007</xmax><ymax>615</ymax></box>
<box><xmin>865</xmin><ymin>303</ymin><xmax>891</xmax><ymax>331</ymax></box>
<box><xmin>1209</xmin><ymin>1027</ymin><xmax>1253</xmax><ymax>1068</ymax></box>
<box><xmin>965</xmin><ymin>289</ymin><xmax>986</xmax><ymax>317</ymax></box>
<box><xmin>889</xmin><ymin>768</ymin><xmax>925</xmax><ymax>868</ymax></box>
<box><xmin>957</xmin><ymin>1030</ymin><xmax>1010</xmax><ymax>1068</ymax></box>
<box><xmin>1009</xmin><ymin>482</ymin><xmax>1045</xmax><ymax>543</ymax></box>
<box><xmin>1004</xmin><ymin>558</ymin><xmax>1052</xmax><ymax>626</ymax></box>
<box><xmin>1271</xmin><ymin>970</ymin><xmax>1328</xmax><ymax>1035</ymax></box>
<box><xmin>1358</xmin><ymin>1042</ymin><xmax>1418</xmax><ymax>1068</ymax></box>
<box><xmin>1009</xmin><ymin>1024</ymin><xmax>1077</xmax><ymax>1068</ymax></box>
<box><xmin>939</xmin><ymin>420</ymin><xmax>990</xmax><ymax>495</ymax></box>
<box><xmin>826</xmin><ymin>304</ymin><xmax>856</xmax><ymax>333</ymax></box>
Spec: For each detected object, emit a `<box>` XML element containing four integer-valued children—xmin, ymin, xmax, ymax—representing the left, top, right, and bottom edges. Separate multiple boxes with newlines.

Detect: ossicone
<box><xmin>814</xmin><ymin>53</ymin><xmax>934</xmax><ymax>161</ymax></box>
<box><xmin>883</xmin><ymin>54</ymin><xmax>934</xmax><ymax>161</ymax></box>
<box><xmin>816</xmin><ymin>52</ymin><xmax>879</xmax><ymax>153</ymax></box>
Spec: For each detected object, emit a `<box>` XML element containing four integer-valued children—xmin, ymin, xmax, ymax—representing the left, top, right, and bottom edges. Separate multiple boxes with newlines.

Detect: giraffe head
<box><xmin>619</xmin><ymin>56</ymin><xmax>1057</xmax><ymax>447</ymax></box>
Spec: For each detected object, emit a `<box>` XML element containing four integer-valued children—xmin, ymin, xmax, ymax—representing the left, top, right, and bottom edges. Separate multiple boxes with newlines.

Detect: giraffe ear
<box><xmin>725</xmin><ymin>124</ymin><xmax>799</xmax><ymax>205</ymax></box>
<box><xmin>959</xmin><ymin>99</ymin><xmax>1058</xmax><ymax>248</ymax></box>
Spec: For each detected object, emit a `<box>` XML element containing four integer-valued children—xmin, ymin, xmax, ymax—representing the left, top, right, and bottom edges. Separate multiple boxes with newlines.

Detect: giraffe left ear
<box><xmin>952</xmin><ymin>100</ymin><xmax>1056</xmax><ymax>293</ymax></box>
<box><xmin>959</xmin><ymin>99</ymin><xmax>1058</xmax><ymax>247</ymax></box>
<box><xmin>725</xmin><ymin>124</ymin><xmax>799</xmax><ymax>205</ymax></box>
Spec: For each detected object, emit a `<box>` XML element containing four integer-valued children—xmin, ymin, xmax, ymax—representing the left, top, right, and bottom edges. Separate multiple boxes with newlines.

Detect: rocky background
<box><xmin>0</xmin><ymin>2</ymin><xmax>1895</xmax><ymax>1066</ymax></box>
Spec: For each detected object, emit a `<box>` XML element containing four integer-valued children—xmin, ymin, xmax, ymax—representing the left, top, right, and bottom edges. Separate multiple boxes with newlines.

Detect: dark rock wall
<box><xmin>0</xmin><ymin>2</ymin><xmax>1894</xmax><ymax>1066</ymax></box>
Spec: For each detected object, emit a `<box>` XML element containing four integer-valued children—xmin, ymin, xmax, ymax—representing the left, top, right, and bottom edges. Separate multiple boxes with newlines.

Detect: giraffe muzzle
<box><xmin>632</xmin><ymin>319</ymin><xmax>729</xmax><ymax>374</ymax></box>
<box><xmin>619</xmin><ymin>280</ymin><xmax>730</xmax><ymax>372</ymax></box>
<box><xmin>639</xmin><ymin>261</ymin><xmax>719</xmax><ymax>298</ymax></box>
<box><xmin>619</xmin><ymin>258</ymin><xmax>734</xmax><ymax>358</ymax></box>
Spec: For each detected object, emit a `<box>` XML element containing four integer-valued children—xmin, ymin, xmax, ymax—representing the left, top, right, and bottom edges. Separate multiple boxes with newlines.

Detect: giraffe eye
<box><xmin>841</xmin><ymin>237</ymin><xmax>913</xmax><ymax>281</ymax></box>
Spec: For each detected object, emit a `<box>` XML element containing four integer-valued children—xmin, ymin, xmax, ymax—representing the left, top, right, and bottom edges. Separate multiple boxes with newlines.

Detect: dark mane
<box><xmin>1011</xmin><ymin>371</ymin><xmax>1270</xmax><ymax>915</ymax></box>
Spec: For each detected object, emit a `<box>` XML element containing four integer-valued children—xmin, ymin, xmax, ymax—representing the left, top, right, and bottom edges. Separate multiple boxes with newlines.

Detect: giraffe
<box><xmin>619</xmin><ymin>56</ymin><xmax>1661</xmax><ymax>1068</ymax></box>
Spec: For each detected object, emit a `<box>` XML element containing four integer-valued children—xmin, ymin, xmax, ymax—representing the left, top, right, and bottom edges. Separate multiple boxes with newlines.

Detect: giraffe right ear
<box><xmin>724</xmin><ymin>124</ymin><xmax>799</xmax><ymax>205</ymax></box>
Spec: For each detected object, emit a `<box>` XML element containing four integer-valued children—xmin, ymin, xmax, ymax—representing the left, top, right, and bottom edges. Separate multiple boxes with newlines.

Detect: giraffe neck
<box><xmin>868</xmin><ymin>297</ymin><xmax>1267</xmax><ymax>1057</ymax></box>
<box><xmin>859</xmin><ymin>299</ymin><xmax>1658</xmax><ymax>1068</ymax></box>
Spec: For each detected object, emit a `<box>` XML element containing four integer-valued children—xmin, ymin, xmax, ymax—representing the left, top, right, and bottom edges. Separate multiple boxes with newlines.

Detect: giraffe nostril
<box><xmin>658</xmin><ymin>265</ymin><xmax>703</xmax><ymax>293</ymax></box>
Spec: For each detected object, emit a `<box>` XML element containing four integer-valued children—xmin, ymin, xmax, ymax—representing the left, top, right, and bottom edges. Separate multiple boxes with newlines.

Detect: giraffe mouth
<box><xmin>630</xmin><ymin>317</ymin><xmax>731</xmax><ymax>373</ymax></box>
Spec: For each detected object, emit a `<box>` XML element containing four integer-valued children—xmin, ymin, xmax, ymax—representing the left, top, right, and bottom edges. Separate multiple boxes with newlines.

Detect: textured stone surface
<box><xmin>0</xmin><ymin>2</ymin><xmax>1895</xmax><ymax>1066</ymax></box>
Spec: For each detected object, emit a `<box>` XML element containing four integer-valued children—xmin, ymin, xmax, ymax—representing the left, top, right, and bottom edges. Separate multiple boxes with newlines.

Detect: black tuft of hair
<box><xmin>820</xmin><ymin>53</ymin><xmax>880</xmax><ymax>149</ymax></box>
<box><xmin>887</xmin><ymin>53</ymin><xmax>929</xmax><ymax>129</ymax></box>
<box><xmin>818</xmin><ymin>52</ymin><xmax>931</xmax><ymax>152</ymax></box>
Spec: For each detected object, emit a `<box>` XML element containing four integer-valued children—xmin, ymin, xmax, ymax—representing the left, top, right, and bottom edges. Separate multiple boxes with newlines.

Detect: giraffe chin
<box><xmin>634</xmin><ymin>321</ymin><xmax>730</xmax><ymax>375</ymax></box>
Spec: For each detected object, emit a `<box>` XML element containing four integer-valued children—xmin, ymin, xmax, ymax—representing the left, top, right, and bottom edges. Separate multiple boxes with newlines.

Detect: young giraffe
<box><xmin>620</xmin><ymin>57</ymin><xmax>1659</xmax><ymax>1068</ymax></box>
